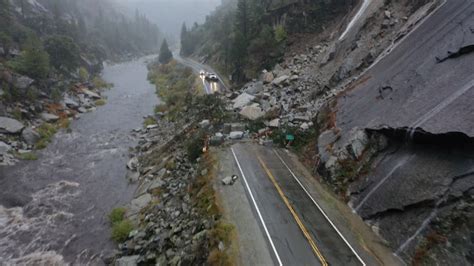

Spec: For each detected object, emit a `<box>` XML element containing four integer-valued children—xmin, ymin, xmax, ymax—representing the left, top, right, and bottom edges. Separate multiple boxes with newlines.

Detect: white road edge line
<box><xmin>231</xmin><ymin>147</ymin><xmax>283</xmax><ymax>266</ymax></box>
<box><xmin>273</xmin><ymin>150</ymin><xmax>366</xmax><ymax>266</ymax></box>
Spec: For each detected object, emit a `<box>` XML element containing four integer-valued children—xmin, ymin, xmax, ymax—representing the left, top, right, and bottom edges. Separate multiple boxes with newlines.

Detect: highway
<box><xmin>173</xmin><ymin>53</ymin><xmax>227</xmax><ymax>94</ymax></box>
<box><xmin>231</xmin><ymin>143</ymin><xmax>366</xmax><ymax>266</ymax></box>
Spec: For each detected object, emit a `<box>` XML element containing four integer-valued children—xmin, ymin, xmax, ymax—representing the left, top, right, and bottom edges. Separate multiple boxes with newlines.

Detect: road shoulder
<box><xmin>213</xmin><ymin>147</ymin><xmax>274</xmax><ymax>266</ymax></box>
<box><xmin>275</xmin><ymin>149</ymin><xmax>403</xmax><ymax>265</ymax></box>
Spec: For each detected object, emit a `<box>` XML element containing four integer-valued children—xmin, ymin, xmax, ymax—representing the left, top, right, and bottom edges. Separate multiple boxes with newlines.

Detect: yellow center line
<box><xmin>257</xmin><ymin>156</ymin><xmax>329</xmax><ymax>266</ymax></box>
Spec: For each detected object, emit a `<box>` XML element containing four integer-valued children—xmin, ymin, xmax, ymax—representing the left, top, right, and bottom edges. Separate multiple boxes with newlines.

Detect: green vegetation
<box><xmin>13</xmin><ymin>151</ymin><xmax>38</xmax><ymax>161</ymax></box>
<box><xmin>186</xmin><ymin>130</ymin><xmax>207</xmax><ymax>162</ymax></box>
<box><xmin>8</xmin><ymin>39</ymin><xmax>50</xmax><ymax>79</ymax></box>
<box><xmin>78</xmin><ymin>67</ymin><xmax>90</xmax><ymax>82</ymax></box>
<box><xmin>92</xmin><ymin>76</ymin><xmax>113</xmax><ymax>90</ymax></box>
<box><xmin>148</xmin><ymin>60</ymin><xmax>194</xmax><ymax>119</ymax></box>
<box><xmin>44</xmin><ymin>35</ymin><xmax>80</xmax><ymax>72</ymax></box>
<box><xmin>181</xmin><ymin>0</ymin><xmax>355</xmax><ymax>82</ymax></box>
<box><xmin>158</xmin><ymin>39</ymin><xmax>173</xmax><ymax>64</ymax></box>
<box><xmin>35</xmin><ymin>123</ymin><xmax>58</xmax><ymax>150</ymax></box>
<box><xmin>109</xmin><ymin>207</ymin><xmax>127</xmax><ymax>224</ymax></box>
<box><xmin>111</xmin><ymin>220</ymin><xmax>133</xmax><ymax>243</ymax></box>
<box><xmin>94</xmin><ymin>99</ymin><xmax>106</xmax><ymax>106</ymax></box>
<box><xmin>109</xmin><ymin>207</ymin><xmax>133</xmax><ymax>243</ymax></box>
<box><xmin>143</xmin><ymin>117</ymin><xmax>156</xmax><ymax>127</ymax></box>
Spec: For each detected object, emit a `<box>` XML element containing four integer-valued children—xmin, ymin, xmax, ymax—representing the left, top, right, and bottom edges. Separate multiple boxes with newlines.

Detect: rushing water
<box><xmin>0</xmin><ymin>56</ymin><xmax>159</xmax><ymax>264</ymax></box>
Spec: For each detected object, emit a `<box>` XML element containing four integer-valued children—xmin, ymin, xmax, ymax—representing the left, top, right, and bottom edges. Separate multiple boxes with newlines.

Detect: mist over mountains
<box><xmin>114</xmin><ymin>0</ymin><xmax>221</xmax><ymax>40</ymax></box>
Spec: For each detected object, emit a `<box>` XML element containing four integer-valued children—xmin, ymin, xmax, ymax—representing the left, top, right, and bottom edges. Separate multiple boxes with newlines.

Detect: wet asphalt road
<box><xmin>231</xmin><ymin>143</ymin><xmax>363</xmax><ymax>266</ymax></box>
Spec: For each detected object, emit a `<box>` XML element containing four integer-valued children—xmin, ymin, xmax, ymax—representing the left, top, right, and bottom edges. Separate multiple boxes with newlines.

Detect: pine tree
<box><xmin>158</xmin><ymin>39</ymin><xmax>173</xmax><ymax>64</ymax></box>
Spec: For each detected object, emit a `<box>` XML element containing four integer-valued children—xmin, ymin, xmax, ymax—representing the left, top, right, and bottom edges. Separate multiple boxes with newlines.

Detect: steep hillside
<box><xmin>0</xmin><ymin>0</ymin><xmax>162</xmax><ymax>166</ymax></box>
<box><xmin>180</xmin><ymin>0</ymin><xmax>358</xmax><ymax>82</ymax></box>
<box><xmin>205</xmin><ymin>0</ymin><xmax>473</xmax><ymax>263</ymax></box>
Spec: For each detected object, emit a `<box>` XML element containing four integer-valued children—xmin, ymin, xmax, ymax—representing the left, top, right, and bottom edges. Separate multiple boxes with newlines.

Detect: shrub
<box><xmin>35</xmin><ymin>123</ymin><xmax>57</xmax><ymax>150</ymax></box>
<box><xmin>109</xmin><ymin>207</ymin><xmax>127</xmax><ymax>224</ymax></box>
<box><xmin>186</xmin><ymin>130</ymin><xmax>206</xmax><ymax>162</ymax></box>
<box><xmin>44</xmin><ymin>35</ymin><xmax>80</xmax><ymax>72</ymax></box>
<box><xmin>274</xmin><ymin>25</ymin><xmax>287</xmax><ymax>43</ymax></box>
<box><xmin>111</xmin><ymin>220</ymin><xmax>133</xmax><ymax>243</ymax></box>
<box><xmin>8</xmin><ymin>39</ymin><xmax>50</xmax><ymax>79</ymax></box>
<box><xmin>14</xmin><ymin>151</ymin><xmax>38</xmax><ymax>160</ymax></box>
<box><xmin>95</xmin><ymin>99</ymin><xmax>106</xmax><ymax>106</ymax></box>
<box><xmin>143</xmin><ymin>117</ymin><xmax>156</xmax><ymax>127</ymax></box>
<box><xmin>92</xmin><ymin>76</ymin><xmax>112</xmax><ymax>89</ymax></box>
<box><xmin>78</xmin><ymin>67</ymin><xmax>89</xmax><ymax>82</ymax></box>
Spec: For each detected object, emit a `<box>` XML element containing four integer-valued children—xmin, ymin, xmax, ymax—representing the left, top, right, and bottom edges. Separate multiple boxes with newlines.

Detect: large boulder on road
<box><xmin>240</xmin><ymin>105</ymin><xmax>265</xmax><ymax>120</ymax></box>
<box><xmin>0</xmin><ymin>117</ymin><xmax>24</xmax><ymax>134</ymax></box>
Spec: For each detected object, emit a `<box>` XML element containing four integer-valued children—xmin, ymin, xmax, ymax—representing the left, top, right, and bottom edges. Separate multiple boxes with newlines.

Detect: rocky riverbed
<box><xmin>0</xmin><ymin>56</ymin><xmax>158</xmax><ymax>264</ymax></box>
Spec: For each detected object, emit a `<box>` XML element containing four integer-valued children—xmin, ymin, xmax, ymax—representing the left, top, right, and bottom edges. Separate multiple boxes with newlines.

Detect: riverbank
<box><xmin>0</xmin><ymin>56</ymin><xmax>159</xmax><ymax>264</ymax></box>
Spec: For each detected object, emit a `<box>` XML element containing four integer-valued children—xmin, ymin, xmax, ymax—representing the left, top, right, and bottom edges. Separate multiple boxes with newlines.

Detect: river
<box><xmin>0</xmin><ymin>56</ymin><xmax>159</xmax><ymax>264</ymax></box>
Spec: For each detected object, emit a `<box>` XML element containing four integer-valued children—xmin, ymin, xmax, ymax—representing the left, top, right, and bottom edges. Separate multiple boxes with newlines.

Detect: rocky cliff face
<box><xmin>225</xmin><ymin>0</ymin><xmax>474</xmax><ymax>263</ymax></box>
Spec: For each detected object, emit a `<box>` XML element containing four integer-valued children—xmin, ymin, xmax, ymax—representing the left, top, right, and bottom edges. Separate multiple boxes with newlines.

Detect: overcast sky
<box><xmin>114</xmin><ymin>0</ymin><xmax>221</xmax><ymax>38</ymax></box>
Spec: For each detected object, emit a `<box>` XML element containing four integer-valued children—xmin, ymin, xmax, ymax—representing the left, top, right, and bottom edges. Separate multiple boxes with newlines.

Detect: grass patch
<box><xmin>143</xmin><ymin>117</ymin><xmax>156</xmax><ymax>127</ymax></box>
<box><xmin>35</xmin><ymin>123</ymin><xmax>57</xmax><ymax>150</ymax></box>
<box><xmin>13</xmin><ymin>151</ymin><xmax>38</xmax><ymax>160</ymax></box>
<box><xmin>109</xmin><ymin>207</ymin><xmax>133</xmax><ymax>243</ymax></box>
<box><xmin>111</xmin><ymin>220</ymin><xmax>133</xmax><ymax>243</ymax></box>
<box><xmin>95</xmin><ymin>99</ymin><xmax>106</xmax><ymax>106</ymax></box>
<box><xmin>109</xmin><ymin>207</ymin><xmax>127</xmax><ymax>224</ymax></box>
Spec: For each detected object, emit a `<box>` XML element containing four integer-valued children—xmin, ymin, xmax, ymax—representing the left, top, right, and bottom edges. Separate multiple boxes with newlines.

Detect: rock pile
<box><xmin>0</xmin><ymin>82</ymin><xmax>106</xmax><ymax>166</ymax></box>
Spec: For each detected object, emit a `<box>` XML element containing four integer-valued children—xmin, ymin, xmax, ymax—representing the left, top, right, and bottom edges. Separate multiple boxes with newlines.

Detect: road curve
<box><xmin>173</xmin><ymin>53</ymin><xmax>228</xmax><ymax>94</ymax></box>
<box><xmin>231</xmin><ymin>143</ymin><xmax>365</xmax><ymax>266</ymax></box>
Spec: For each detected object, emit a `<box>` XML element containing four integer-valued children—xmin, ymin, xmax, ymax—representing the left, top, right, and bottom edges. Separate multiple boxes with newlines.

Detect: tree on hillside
<box><xmin>44</xmin><ymin>35</ymin><xmax>80</xmax><ymax>72</ymax></box>
<box><xmin>9</xmin><ymin>38</ymin><xmax>50</xmax><ymax>79</ymax></box>
<box><xmin>159</xmin><ymin>39</ymin><xmax>173</xmax><ymax>64</ymax></box>
<box><xmin>0</xmin><ymin>0</ymin><xmax>12</xmax><ymax>34</ymax></box>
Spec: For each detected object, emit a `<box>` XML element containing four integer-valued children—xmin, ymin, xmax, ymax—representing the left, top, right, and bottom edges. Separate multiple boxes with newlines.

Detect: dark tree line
<box><xmin>180</xmin><ymin>0</ymin><xmax>356</xmax><ymax>82</ymax></box>
<box><xmin>0</xmin><ymin>0</ymin><xmax>162</xmax><ymax>80</ymax></box>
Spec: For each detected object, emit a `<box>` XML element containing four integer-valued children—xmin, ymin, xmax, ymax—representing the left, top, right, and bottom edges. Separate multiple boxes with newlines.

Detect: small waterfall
<box><xmin>355</xmin><ymin>155</ymin><xmax>413</xmax><ymax>212</ymax></box>
<box><xmin>339</xmin><ymin>0</ymin><xmax>371</xmax><ymax>40</ymax></box>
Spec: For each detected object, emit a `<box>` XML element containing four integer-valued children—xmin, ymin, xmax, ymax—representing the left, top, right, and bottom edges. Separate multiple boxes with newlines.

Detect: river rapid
<box><xmin>0</xmin><ymin>56</ymin><xmax>159</xmax><ymax>264</ymax></box>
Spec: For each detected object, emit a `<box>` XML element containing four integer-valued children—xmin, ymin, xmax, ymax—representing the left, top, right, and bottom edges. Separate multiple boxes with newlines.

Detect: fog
<box><xmin>115</xmin><ymin>0</ymin><xmax>221</xmax><ymax>39</ymax></box>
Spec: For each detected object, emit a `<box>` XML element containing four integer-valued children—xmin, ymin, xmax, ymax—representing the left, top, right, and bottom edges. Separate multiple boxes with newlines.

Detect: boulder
<box><xmin>130</xmin><ymin>193</ymin><xmax>152</xmax><ymax>214</ymax></box>
<box><xmin>64</xmin><ymin>97</ymin><xmax>80</xmax><ymax>109</ymax></box>
<box><xmin>13</xmin><ymin>75</ymin><xmax>34</xmax><ymax>90</ymax></box>
<box><xmin>82</xmin><ymin>89</ymin><xmax>101</xmax><ymax>99</ymax></box>
<box><xmin>21</xmin><ymin>127</ymin><xmax>40</xmax><ymax>145</ymax></box>
<box><xmin>229</xmin><ymin>131</ymin><xmax>244</xmax><ymax>140</ymax></box>
<box><xmin>230</xmin><ymin>123</ymin><xmax>245</xmax><ymax>132</ymax></box>
<box><xmin>262</xmin><ymin>72</ymin><xmax>274</xmax><ymax>84</ymax></box>
<box><xmin>127</xmin><ymin>157</ymin><xmax>139</xmax><ymax>170</ymax></box>
<box><xmin>240</xmin><ymin>106</ymin><xmax>265</xmax><ymax>120</ymax></box>
<box><xmin>0</xmin><ymin>141</ymin><xmax>11</xmax><ymax>154</ymax></box>
<box><xmin>41</xmin><ymin>113</ymin><xmax>59</xmax><ymax>122</ymax></box>
<box><xmin>199</xmin><ymin>120</ymin><xmax>210</xmax><ymax>128</ymax></box>
<box><xmin>318</xmin><ymin>130</ymin><xmax>339</xmax><ymax>163</ymax></box>
<box><xmin>347</xmin><ymin>128</ymin><xmax>369</xmax><ymax>159</ymax></box>
<box><xmin>245</xmin><ymin>81</ymin><xmax>263</xmax><ymax>95</ymax></box>
<box><xmin>233</xmin><ymin>93</ymin><xmax>255</xmax><ymax>109</ymax></box>
<box><xmin>116</xmin><ymin>255</ymin><xmax>140</xmax><ymax>266</ymax></box>
<box><xmin>268</xmin><ymin>118</ymin><xmax>280</xmax><ymax>128</ymax></box>
<box><xmin>271</xmin><ymin>75</ymin><xmax>289</xmax><ymax>86</ymax></box>
<box><xmin>78</xmin><ymin>107</ymin><xmax>87</xmax><ymax>113</ymax></box>
<box><xmin>300</xmin><ymin>122</ymin><xmax>309</xmax><ymax>130</ymax></box>
<box><xmin>0</xmin><ymin>117</ymin><xmax>24</xmax><ymax>134</ymax></box>
<box><xmin>209</xmin><ymin>135</ymin><xmax>224</xmax><ymax>146</ymax></box>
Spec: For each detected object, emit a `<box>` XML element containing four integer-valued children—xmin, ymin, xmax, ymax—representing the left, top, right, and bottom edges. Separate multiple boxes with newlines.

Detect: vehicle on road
<box><xmin>206</xmin><ymin>73</ymin><xmax>219</xmax><ymax>81</ymax></box>
<box><xmin>199</xmin><ymin>70</ymin><xmax>206</xmax><ymax>76</ymax></box>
